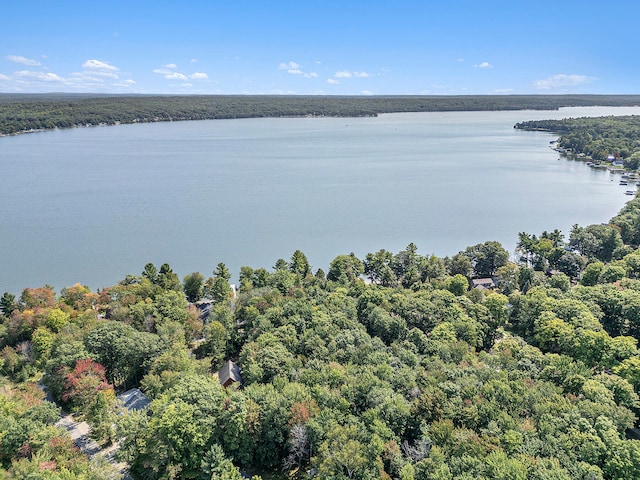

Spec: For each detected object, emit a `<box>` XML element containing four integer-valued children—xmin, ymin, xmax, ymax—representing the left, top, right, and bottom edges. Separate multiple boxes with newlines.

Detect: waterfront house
<box><xmin>471</xmin><ymin>278</ymin><xmax>497</xmax><ymax>290</ymax></box>
<box><xmin>218</xmin><ymin>360</ymin><xmax>243</xmax><ymax>388</ymax></box>
<box><xmin>117</xmin><ymin>388</ymin><xmax>150</xmax><ymax>411</ymax></box>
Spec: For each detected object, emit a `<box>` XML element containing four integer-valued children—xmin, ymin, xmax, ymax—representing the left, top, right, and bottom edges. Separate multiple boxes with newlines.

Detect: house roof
<box><xmin>117</xmin><ymin>388</ymin><xmax>150</xmax><ymax>411</ymax></box>
<box><xmin>218</xmin><ymin>360</ymin><xmax>242</xmax><ymax>387</ymax></box>
<box><xmin>471</xmin><ymin>278</ymin><xmax>497</xmax><ymax>289</ymax></box>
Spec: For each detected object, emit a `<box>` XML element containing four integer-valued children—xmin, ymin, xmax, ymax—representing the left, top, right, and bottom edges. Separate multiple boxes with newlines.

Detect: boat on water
<box><xmin>620</xmin><ymin>181</ymin><xmax>629</xmax><ymax>185</ymax></box>
<box><xmin>626</xmin><ymin>191</ymin><xmax>636</xmax><ymax>195</ymax></box>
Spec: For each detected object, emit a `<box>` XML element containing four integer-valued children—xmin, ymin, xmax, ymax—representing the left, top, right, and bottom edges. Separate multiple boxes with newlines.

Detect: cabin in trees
<box><xmin>117</xmin><ymin>388</ymin><xmax>150</xmax><ymax>411</ymax></box>
<box><xmin>471</xmin><ymin>278</ymin><xmax>497</xmax><ymax>290</ymax></box>
<box><xmin>218</xmin><ymin>360</ymin><xmax>243</xmax><ymax>388</ymax></box>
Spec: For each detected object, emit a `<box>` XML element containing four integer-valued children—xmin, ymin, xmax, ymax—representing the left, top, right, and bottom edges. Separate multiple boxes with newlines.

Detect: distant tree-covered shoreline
<box><xmin>515</xmin><ymin>115</ymin><xmax>640</xmax><ymax>164</ymax></box>
<box><xmin>2</xmin><ymin>93</ymin><xmax>640</xmax><ymax>136</ymax></box>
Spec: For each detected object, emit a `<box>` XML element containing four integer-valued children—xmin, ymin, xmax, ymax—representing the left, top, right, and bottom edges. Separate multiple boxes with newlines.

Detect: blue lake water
<box><xmin>2</xmin><ymin>106</ymin><xmax>640</xmax><ymax>294</ymax></box>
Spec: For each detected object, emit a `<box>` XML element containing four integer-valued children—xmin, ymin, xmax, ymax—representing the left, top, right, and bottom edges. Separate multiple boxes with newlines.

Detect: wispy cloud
<box><xmin>278</xmin><ymin>61</ymin><xmax>317</xmax><ymax>78</ymax></box>
<box><xmin>279</xmin><ymin>61</ymin><xmax>300</xmax><ymax>71</ymax></box>
<box><xmin>335</xmin><ymin>70</ymin><xmax>369</xmax><ymax>78</ymax></box>
<box><xmin>1</xmin><ymin>58</ymin><xmax>138</xmax><ymax>92</ymax></box>
<box><xmin>14</xmin><ymin>70</ymin><xmax>64</xmax><ymax>82</ymax></box>
<box><xmin>165</xmin><ymin>72</ymin><xmax>188</xmax><ymax>81</ymax></box>
<box><xmin>153</xmin><ymin>64</ymin><xmax>208</xmax><ymax>83</ymax></box>
<box><xmin>83</xmin><ymin>59</ymin><xmax>119</xmax><ymax>72</ymax></box>
<box><xmin>114</xmin><ymin>79</ymin><xmax>136</xmax><ymax>86</ymax></box>
<box><xmin>474</xmin><ymin>62</ymin><xmax>492</xmax><ymax>69</ymax></box>
<box><xmin>534</xmin><ymin>74</ymin><xmax>595</xmax><ymax>89</ymax></box>
<box><xmin>327</xmin><ymin>78</ymin><xmax>340</xmax><ymax>85</ymax></box>
<box><xmin>7</xmin><ymin>55</ymin><xmax>41</xmax><ymax>66</ymax></box>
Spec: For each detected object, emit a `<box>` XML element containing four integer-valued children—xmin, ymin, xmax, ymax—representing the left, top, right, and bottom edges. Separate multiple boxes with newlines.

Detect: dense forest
<box><xmin>2</xmin><ymin>94</ymin><xmax>640</xmax><ymax>135</ymax></box>
<box><xmin>515</xmin><ymin>115</ymin><xmax>640</xmax><ymax>165</ymax></box>
<box><xmin>4</xmin><ymin>191</ymin><xmax>640</xmax><ymax>478</ymax></box>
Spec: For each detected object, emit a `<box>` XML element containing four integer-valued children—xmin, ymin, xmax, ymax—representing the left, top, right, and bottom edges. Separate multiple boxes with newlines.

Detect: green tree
<box><xmin>0</xmin><ymin>292</ymin><xmax>16</xmax><ymax>317</ymax></box>
<box><xmin>290</xmin><ymin>250</ymin><xmax>311</xmax><ymax>279</ymax></box>
<box><xmin>45</xmin><ymin>308</ymin><xmax>70</xmax><ymax>333</ymax></box>
<box><xmin>463</xmin><ymin>241</ymin><xmax>509</xmax><ymax>278</ymax></box>
<box><xmin>183</xmin><ymin>271</ymin><xmax>205</xmax><ymax>303</ymax></box>
<box><xmin>581</xmin><ymin>261</ymin><xmax>605</xmax><ymax>286</ymax></box>
<box><xmin>364</xmin><ymin>249</ymin><xmax>397</xmax><ymax>286</ymax></box>
<box><xmin>142</xmin><ymin>262</ymin><xmax>159</xmax><ymax>284</ymax></box>
<box><xmin>316</xmin><ymin>424</ymin><xmax>378</xmax><ymax>480</ymax></box>
<box><xmin>327</xmin><ymin>253</ymin><xmax>364</xmax><ymax>285</ymax></box>
<box><xmin>158</xmin><ymin>263</ymin><xmax>182</xmax><ymax>291</ymax></box>
<box><xmin>548</xmin><ymin>272</ymin><xmax>571</xmax><ymax>292</ymax></box>
<box><xmin>204</xmin><ymin>263</ymin><xmax>233</xmax><ymax>304</ymax></box>
<box><xmin>201</xmin><ymin>444</ymin><xmax>244</xmax><ymax>480</ymax></box>
<box><xmin>239</xmin><ymin>266</ymin><xmax>255</xmax><ymax>292</ymax></box>
<box><xmin>446</xmin><ymin>274</ymin><xmax>469</xmax><ymax>296</ymax></box>
<box><xmin>556</xmin><ymin>251</ymin><xmax>586</xmax><ymax>280</ymax></box>
<box><xmin>448</xmin><ymin>253</ymin><xmax>472</xmax><ymax>278</ymax></box>
<box><xmin>85</xmin><ymin>321</ymin><xmax>162</xmax><ymax>388</ymax></box>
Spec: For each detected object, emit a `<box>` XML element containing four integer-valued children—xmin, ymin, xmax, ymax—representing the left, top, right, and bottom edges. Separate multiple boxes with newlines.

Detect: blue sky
<box><xmin>1</xmin><ymin>0</ymin><xmax>637</xmax><ymax>95</ymax></box>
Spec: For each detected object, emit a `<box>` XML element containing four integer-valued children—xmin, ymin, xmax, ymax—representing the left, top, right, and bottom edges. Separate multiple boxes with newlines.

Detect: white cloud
<box><xmin>14</xmin><ymin>70</ymin><xmax>64</xmax><ymax>82</ymax></box>
<box><xmin>335</xmin><ymin>70</ymin><xmax>369</xmax><ymax>78</ymax></box>
<box><xmin>327</xmin><ymin>78</ymin><xmax>340</xmax><ymax>84</ymax></box>
<box><xmin>165</xmin><ymin>72</ymin><xmax>188</xmax><ymax>81</ymax></box>
<box><xmin>474</xmin><ymin>62</ymin><xmax>492</xmax><ymax>69</ymax></box>
<box><xmin>190</xmin><ymin>58</ymin><xmax>198</xmax><ymax>63</ymax></box>
<box><xmin>279</xmin><ymin>61</ymin><xmax>300</xmax><ymax>70</ymax></box>
<box><xmin>82</xmin><ymin>59</ymin><xmax>119</xmax><ymax>71</ymax></box>
<box><xmin>360</xmin><ymin>90</ymin><xmax>373</xmax><ymax>95</ymax></box>
<box><xmin>91</xmin><ymin>70</ymin><xmax>119</xmax><ymax>79</ymax></box>
<box><xmin>154</xmin><ymin>66</ymin><xmax>207</xmax><ymax>82</ymax></box>
<box><xmin>534</xmin><ymin>74</ymin><xmax>595</xmax><ymax>90</ymax></box>
<box><xmin>69</xmin><ymin>73</ymin><xmax>105</xmax><ymax>83</ymax></box>
<box><xmin>279</xmin><ymin>61</ymin><xmax>318</xmax><ymax>79</ymax></box>
<box><xmin>7</xmin><ymin>55</ymin><xmax>41</xmax><ymax>66</ymax></box>
<box><xmin>0</xmin><ymin>73</ymin><xmax>10</xmax><ymax>80</ymax></box>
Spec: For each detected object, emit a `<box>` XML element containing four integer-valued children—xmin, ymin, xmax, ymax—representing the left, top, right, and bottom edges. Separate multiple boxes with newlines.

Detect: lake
<box><xmin>2</xmin><ymin>106</ymin><xmax>640</xmax><ymax>294</ymax></box>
